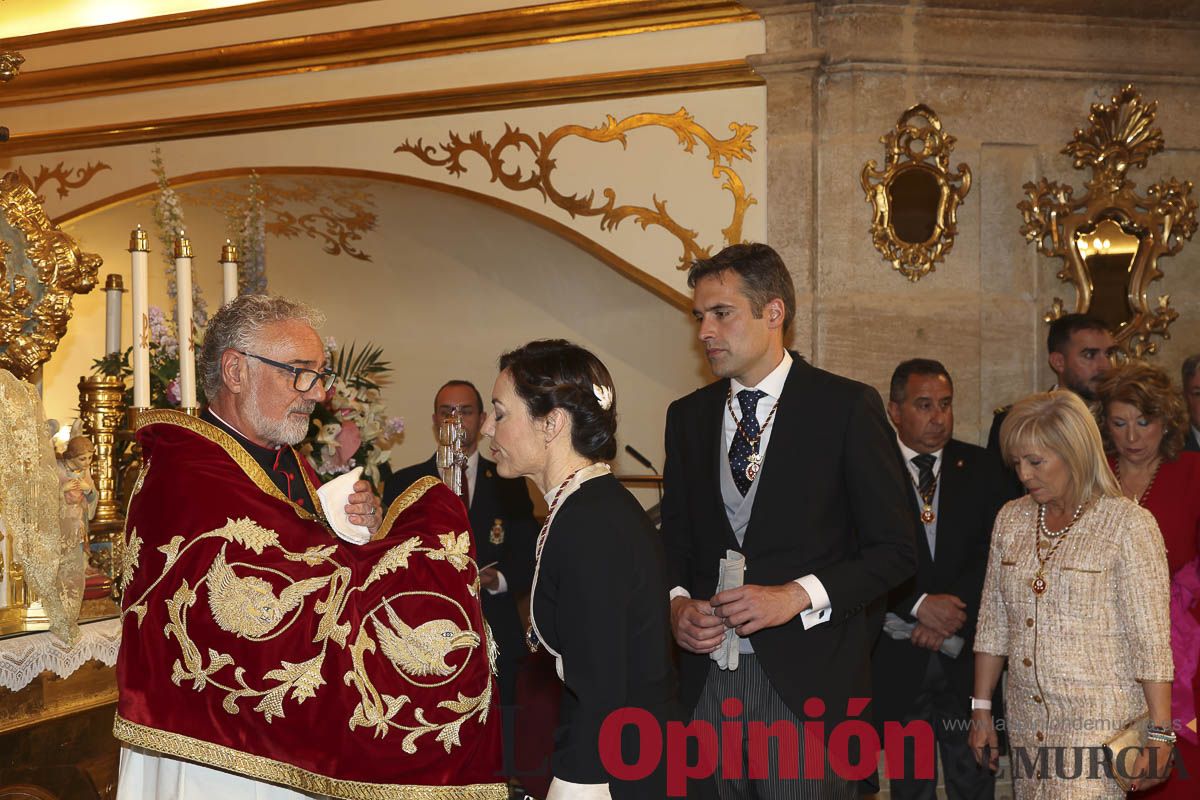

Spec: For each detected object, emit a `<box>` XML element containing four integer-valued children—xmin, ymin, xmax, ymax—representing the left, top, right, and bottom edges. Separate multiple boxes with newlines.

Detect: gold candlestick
<box><xmin>78</xmin><ymin>375</ymin><xmax>127</xmax><ymax>525</ymax></box>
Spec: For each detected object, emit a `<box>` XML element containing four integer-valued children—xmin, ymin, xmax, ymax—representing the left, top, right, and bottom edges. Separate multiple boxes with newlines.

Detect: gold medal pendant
<box><xmin>920</xmin><ymin>504</ymin><xmax>935</xmax><ymax>524</ymax></box>
<box><xmin>745</xmin><ymin>453</ymin><xmax>762</xmax><ymax>482</ymax></box>
<box><xmin>1030</xmin><ymin>575</ymin><xmax>1047</xmax><ymax>595</ymax></box>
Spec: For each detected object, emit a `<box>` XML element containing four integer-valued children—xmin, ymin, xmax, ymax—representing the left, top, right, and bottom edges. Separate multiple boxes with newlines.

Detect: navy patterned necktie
<box><xmin>729</xmin><ymin>389</ymin><xmax>766</xmax><ymax>496</ymax></box>
<box><xmin>911</xmin><ymin>453</ymin><xmax>936</xmax><ymax>496</ymax></box>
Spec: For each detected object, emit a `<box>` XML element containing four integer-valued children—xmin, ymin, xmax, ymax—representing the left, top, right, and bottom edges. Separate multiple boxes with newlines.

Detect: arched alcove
<box><xmin>43</xmin><ymin>170</ymin><xmax>709</xmax><ymax>496</ymax></box>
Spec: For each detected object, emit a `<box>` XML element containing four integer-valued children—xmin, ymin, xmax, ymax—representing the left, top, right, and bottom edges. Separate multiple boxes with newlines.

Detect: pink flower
<box><xmin>334</xmin><ymin>420</ymin><xmax>362</xmax><ymax>466</ymax></box>
<box><xmin>166</xmin><ymin>378</ymin><xmax>182</xmax><ymax>405</ymax></box>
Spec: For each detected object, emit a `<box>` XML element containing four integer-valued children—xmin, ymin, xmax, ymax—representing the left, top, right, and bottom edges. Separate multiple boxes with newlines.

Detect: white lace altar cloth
<box><xmin>0</xmin><ymin>617</ymin><xmax>121</xmax><ymax>692</ymax></box>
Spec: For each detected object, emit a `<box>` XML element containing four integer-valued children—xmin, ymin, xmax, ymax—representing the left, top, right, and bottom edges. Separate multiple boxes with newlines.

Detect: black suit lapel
<box><xmin>743</xmin><ymin>357</ymin><xmax>810</xmax><ymax>547</ymax></box>
<box><xmin>705</xmin><ymin>381</ymin><xmax>739</xmax><ymax>549</ymax></box>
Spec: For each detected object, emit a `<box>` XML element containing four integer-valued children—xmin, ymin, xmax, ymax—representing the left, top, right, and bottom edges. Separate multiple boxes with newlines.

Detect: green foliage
<box><xmin>331</xmin><ymin>342</ymin><xmax>391</xmax><ymax>391</ymax></box>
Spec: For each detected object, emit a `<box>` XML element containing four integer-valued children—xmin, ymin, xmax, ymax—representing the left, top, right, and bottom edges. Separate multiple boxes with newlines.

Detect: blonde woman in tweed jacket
<box><xmin>969</xmin><ymin>391</ymin><xmax>1175</xmax><ymax>798</ymax></box>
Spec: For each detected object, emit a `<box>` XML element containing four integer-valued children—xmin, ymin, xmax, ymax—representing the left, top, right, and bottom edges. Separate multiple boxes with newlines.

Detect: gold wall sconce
<box><xmin>861</xmin><ymin>104</ymin><xmax>972</xmax><ymax>281</ymax></box>
<box><xmin>1018</xmin><ymin>85</ymin><xmax>1197</xmax><ymax>357</ymax></box>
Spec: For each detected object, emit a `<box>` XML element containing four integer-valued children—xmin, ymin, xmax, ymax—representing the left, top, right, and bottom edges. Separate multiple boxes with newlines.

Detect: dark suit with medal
<box><xmin>662</xmin><ymin>352</ymin><xmax>918</xmax><ymax>797</ymax></box>
<box><xmin>871</xmin><ymin>438</ymin><xmax>1015</xmax><ymax>799</ymax></box>
<box><xmin>383</xmin><ymin>453</ymin><xmax>538</xmax><ymax>727</ymax></box>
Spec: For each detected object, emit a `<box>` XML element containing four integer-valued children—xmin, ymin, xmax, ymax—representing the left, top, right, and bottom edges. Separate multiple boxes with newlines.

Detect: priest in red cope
<box><xmin>114</xmin><ymin>295</ymin><xmax>506</xmax><ymax>800</ymax></box>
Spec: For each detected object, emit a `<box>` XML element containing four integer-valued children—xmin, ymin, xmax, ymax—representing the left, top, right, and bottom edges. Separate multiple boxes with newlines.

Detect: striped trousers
<box><xmin>692</xmin><ymin>655</ymin><xmax>859</xmax><ymax>800</ymax></box>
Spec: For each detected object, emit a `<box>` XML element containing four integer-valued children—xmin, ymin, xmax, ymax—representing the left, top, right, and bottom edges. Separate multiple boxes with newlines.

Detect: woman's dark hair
<box><xmin>498</xmin><ymin>339</ymin><xmax>618</xmax><ymax>461</ymax></box>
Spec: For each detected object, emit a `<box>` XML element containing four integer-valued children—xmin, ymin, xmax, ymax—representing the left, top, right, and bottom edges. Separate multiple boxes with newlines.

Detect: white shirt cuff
<box><xmin>484</xmin><ymin>570</ymin><xmax>508</xmax><ymax>596</ymax></box>
<box><xmin>795</xmin><ymin>574</ymin><xmax>832</xmax><ymax>629</ymax></box>
<box><xmin>669</xmin><ymin>585</ymin><xmax>691</xmax><ymax>601</ymax></box>
<box><xmin>911</xmin><ymin>592</ymin><xmax>928</xmax><ymax>617</ymax></box>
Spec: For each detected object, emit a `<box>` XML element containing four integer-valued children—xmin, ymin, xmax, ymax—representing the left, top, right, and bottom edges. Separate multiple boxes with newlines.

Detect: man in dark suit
<box><xmin>662</xmin><ymin>243</ymin><xmax>918</xmax><ymax>798</ymax></box>
<box><xmin>382</xmin><ymin>379</ymin><xmax>537</xmax><ymax>779</ymax></box>
<box><xmin>873</xmin><ymin>359</ymin><xmax>1016</xmax><ymax>799</ymax></box>
<box><xmin>1182</xmin><ymin>354</ymin><xmax>1200</xmax><ymax>453</ymax></box>
<box><xmin>986</xmin><ymin>314</ymin><xmax>1117</xmax><ymax>457</ymax></box>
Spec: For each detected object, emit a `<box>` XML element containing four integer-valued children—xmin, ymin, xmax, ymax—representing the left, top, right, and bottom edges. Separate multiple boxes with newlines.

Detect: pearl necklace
<box><xmin>1037</xmin><ymin>501</ymin><xmax>1085</xmax><ymax>539</ymax></box>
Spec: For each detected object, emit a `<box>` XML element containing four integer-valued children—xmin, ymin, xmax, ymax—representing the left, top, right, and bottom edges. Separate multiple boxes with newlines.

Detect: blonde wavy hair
<box><xmin>999</xmin><ymin>391</ymin><xmax>1121</xmax><ymax>510</ymax></box>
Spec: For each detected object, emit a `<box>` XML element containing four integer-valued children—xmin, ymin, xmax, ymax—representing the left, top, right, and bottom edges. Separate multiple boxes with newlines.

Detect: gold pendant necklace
<box><xmin>726</xmin><ymin>388</ymin><xmax>779</xmax><ymax>484</ymax></box>
<box><xmin>1030</xmin><ymin>502</ymin><xmax>1084</xmax><ymax>595</ymax></box>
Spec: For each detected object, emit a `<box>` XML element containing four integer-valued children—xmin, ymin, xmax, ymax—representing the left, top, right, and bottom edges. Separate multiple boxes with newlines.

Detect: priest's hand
<box><xmin>345</xmin><ymin>479</ymin><xmax>383</xmax><ymax>533</ymax></box>
<box><xmin>712</xmin><ymin>582</ymin><xmax>810</xmax><ymax>636</ymax></box>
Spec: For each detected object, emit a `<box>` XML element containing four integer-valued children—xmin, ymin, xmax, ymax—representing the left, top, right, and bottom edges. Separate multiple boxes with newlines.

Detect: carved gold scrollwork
<box><xmin>0</xmin><ymin>172</ymin><xmax>102</xmax><ymax>380</ymax></box>
<box><xmin>861</xmin><ymin>104</ymin><xmax>972</xmax><ymax>281</ymax></box>
<box><xmin>17</xmin><ymin>161</ymin><xmax>112</xmax><ymax>203</ymax></box>
<box><xmin>1018</xmin><ymin>85</ymin><xmax>1197</xmax><ymax>358</ymax></box>
<box><xmin>394</xmin><ymin>108</ymin><xmax>758</xmax><ymax>268</ymax></box>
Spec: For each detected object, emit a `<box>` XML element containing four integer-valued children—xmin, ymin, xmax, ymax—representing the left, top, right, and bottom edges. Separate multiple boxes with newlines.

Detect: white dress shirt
<box><xmin>671</xmin><ymin>352</ymin><xmax>833</xmax><ymax>629</ymax></box>
<box><xmin>896</xmin><ymin>438</ymin><xmax>942</xmax><ymax>616</ymax></box>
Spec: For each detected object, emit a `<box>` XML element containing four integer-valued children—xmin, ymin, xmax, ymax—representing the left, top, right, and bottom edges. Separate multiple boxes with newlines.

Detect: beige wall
<box><xmin>752</xmin><ymin>0</ymin><xmax>1200</xmax><ymax>445</ymax></box>
<box><xmin>43</xmin><ymin>174</ymin><xmax>709</xmax><ymax>506</ymax></box>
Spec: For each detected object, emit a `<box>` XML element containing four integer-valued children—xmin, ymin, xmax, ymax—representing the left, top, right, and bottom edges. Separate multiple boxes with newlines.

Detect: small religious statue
<box><xmin>57</xmin><ymin>436</ymin><xmax>98</xmax><ymax>545</ymax></box>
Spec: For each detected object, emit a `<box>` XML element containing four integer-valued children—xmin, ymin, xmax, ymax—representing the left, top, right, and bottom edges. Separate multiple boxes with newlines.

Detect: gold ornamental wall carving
<box><xmin>1018</xmin><ymin>85</ymin><xmax>1196</xmax><ymax>358</ymax></box>
<box><xmin>394</xmin><ymin>108</ymin><xmax>757</xmax><ymax>268</ymax></box>
<box><xmin>0</xmin><ymin>172</ymin><xmax>101</xmax><ymax>380</ymax></box>
<box><xmin>17</xmin><ymin>161</ymin><xmax>112</xmax><ymax>203</ymax></box>
<box><xmin>861</xmin><ymin>105</ymin><xmax>972</xmax><ymax>281</ymax></box>
<box><xmin>168</xmin><ymin>175</ymin><xmax>378</xmax><ymax>262</ymax></box>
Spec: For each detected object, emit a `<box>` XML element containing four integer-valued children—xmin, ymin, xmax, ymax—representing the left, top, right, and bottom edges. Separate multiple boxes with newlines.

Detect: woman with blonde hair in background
<box><xmin>969</xmin><ymin>391</ymin><xmax>1174</xmax><ymax>797</ymax></box>
<box><xmin>1096</xmin><ymin>361</ymin><xmax>1200</xmax><ymax>799</ymax></box>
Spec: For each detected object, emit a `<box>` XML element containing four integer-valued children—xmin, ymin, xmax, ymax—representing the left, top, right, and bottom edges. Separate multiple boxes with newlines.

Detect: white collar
<box><xmin>897</xmin><ymin>437</ymin><xmax>943</xmax><ymax>473</ymax></box>
<box><xmin>731</xmin><ymin>351</ymin><xmax>792</xmax><ymax>402</ymax></box>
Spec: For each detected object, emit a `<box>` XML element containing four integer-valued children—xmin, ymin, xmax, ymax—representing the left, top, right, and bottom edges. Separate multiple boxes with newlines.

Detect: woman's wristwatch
<box><xmin>970</xmin><ymin>697</ymin><xmax>992</xmax><ymax>711</ymax></box>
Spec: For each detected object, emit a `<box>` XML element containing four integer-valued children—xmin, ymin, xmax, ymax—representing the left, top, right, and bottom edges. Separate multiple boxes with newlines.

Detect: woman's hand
<box><xmin>1128</xmin><ymin>738</ymin><xmax>1174</xmax><ymax>792</ymax></box>
<box><xmin>968</xmin><ymin>710</ymin><xmax>999</xmax><ymax>772</ymax></box>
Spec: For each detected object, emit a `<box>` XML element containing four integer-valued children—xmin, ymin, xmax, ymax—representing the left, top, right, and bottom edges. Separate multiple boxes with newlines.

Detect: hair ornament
<box><xmin>592</xmin><ymin>383</ymin><xmax>613</xmax><ymax>411</ymax></box>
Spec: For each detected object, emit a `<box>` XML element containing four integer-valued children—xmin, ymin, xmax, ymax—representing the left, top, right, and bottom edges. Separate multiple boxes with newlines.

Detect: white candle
<box><xmin>174</xmin><ymin>232</ymin><xmax>197</xmax><ymax>409</ymax></box>
<box><xmin>220</xmin><ymin>239</ymin><xmax>239</xmax><ymax>306</ymax></box>
<box><xmin>104</xmin><ymin>274</ymin><xmax>124</xmax><ymax>356</ymax></box>
<box><xmin>129</xmin><ymin>227</ymin><xmax>150</xmax><ymax>408</ymax></box>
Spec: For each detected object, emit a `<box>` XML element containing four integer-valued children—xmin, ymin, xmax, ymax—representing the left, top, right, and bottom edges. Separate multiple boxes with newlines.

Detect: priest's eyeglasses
<box><xmin>236</xmin><ymin>350</ymin><xmax>338</xmax><ymax>392</ymax></box>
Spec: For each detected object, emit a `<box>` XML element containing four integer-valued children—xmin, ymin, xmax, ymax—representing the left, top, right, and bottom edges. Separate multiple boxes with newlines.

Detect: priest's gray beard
<box><xmin>246</xmin><ymin>383</ymin><xmax>315</xmax><ymax>447</ymax></box>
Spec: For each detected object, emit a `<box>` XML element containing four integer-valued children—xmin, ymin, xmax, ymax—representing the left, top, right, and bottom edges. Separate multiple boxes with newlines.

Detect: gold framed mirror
<box><xmin>0</xmin><ymin>171</ymin><xmax>101</xmax><ymax>380</ymax></box>
<box><xmin>1019</xmin><ymin>85</ymin><xmax>1197</xmax><ymax>357</ymax></box>
<box><xmin>862</xmin><ymin>104</ymin><xmax>972</xmax><ymax>281</ymax></box>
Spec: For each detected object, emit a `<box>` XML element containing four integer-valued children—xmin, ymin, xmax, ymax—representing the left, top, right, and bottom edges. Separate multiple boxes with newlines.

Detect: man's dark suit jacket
<box><xmin>661</xmin><ymin>355</ymin><xmax>918</xmax><ymax>723</ymax></box>
<box><xmin>383</xmin><ymin>455</ymin><xmax>538</xmax><ymax>668</ymax></box>
<box><xmin>1185</xmin><ymin>428</ymin><xmax>1200</xmax><ymax>452</ymax></box>
<box><xmin>871</xmin><ymin>439</ymin><xmax>1016</xmax><ymax>728</ymax></box>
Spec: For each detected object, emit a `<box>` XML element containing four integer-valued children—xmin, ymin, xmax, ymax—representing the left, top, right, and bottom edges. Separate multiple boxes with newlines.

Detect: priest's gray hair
<box><xmin>200</xmin><ymin>294</ymin><xmax>325</xmax><ymax>399</ymax></box>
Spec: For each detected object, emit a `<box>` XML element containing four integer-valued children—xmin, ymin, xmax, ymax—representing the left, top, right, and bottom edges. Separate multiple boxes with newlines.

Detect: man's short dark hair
<box><xmin>686</xmin><ymin>243</ymin><xmax>796</xmax><ymax>331</ymax></box>
<box><xmin>1182</xmin><ymin>354</ymin><xmax>1200</xmax><ymax>386</ymax></box>
<box><xmin>1047</xmin><ymin>313</ymin><xmax>1110</xmax><ymax>355</ymax></box>
<box><xmin>434</xmin><ymin>380</ymin><xmax>483</xmax><ymax>414</ymax></box>
<box><xmin>889</xmin><ymin>358</ymin><xmax>953</xmax><ymax>403</ymax></box>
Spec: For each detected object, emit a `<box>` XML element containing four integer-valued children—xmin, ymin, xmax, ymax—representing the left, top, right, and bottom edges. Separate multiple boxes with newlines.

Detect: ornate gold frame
<box><xmin>861</xmin><ymin>104</ymin><xmax>972</xmax><ymax>281</ymax></box>
<box><xmin>1018</xmin><ymin>85</ymin><xmax>1197</xmax><ymax>358</ymax></box>
<box><xmin>0</xmin><ymin>171</ymin><xmax>101</xmax><ymax>380</ymax></box>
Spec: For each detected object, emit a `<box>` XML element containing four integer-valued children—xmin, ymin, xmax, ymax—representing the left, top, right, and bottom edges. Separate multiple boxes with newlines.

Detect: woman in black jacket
<box><xmin>482</xmin><ymin>339</ymin><xmax>677</xmax><ymax>800</ymax></box>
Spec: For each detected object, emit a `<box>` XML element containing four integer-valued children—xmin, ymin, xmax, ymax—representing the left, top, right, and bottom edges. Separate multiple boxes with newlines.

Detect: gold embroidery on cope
<box><xmin>112</xmin><ymin>714</ymin><xmax>508</xmax><ymax>800</ymax></box>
